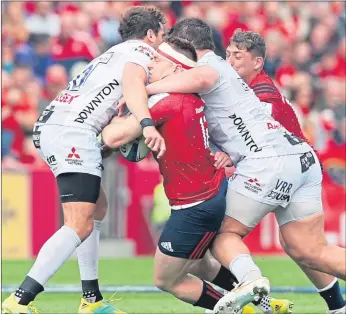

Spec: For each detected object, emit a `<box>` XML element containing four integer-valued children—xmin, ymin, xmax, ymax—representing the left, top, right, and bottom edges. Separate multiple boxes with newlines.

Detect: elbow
<box><xmin>102</xmin><ymin>127</ymin><xmax>127</xmax><ymax>149</ymax></box>
<box><xmin>198</xmin><ymin>74</ymin><xmax>217</xmax><ymax>92</ymax></box>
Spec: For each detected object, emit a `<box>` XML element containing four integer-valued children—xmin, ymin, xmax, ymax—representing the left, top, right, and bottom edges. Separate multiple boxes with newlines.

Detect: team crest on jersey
<box><xmin>134</xmin><ymin>45</ymin><xmax>154</xmax><ymax>58</ymax></box>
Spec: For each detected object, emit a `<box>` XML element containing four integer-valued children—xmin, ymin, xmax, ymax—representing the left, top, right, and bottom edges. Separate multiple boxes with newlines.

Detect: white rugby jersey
<box><xmin>37</xmin><ymin>40</ymin><xmax>155</xmax><ymax>134</ymax></box>
<box><xmin>198</xmin><ymin>52</ymin><xmax>311</xmax><ymax>164</ymax></box>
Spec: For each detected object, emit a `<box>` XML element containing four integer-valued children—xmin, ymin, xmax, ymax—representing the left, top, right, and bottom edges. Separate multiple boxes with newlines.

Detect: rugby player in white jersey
<box><xmin>224</xmin><ymin>29</ymin><xmax>345</xmax><ymax>314</ymax></box>
<box><xmin>2</xmin><ymin>6</ymin><xmax>166</xmax><ymax>314</ymax></box>
<box><xmin>140</xmin><ymin>18</ymin><xmax>346</xmax><ymax>313</ymax></box>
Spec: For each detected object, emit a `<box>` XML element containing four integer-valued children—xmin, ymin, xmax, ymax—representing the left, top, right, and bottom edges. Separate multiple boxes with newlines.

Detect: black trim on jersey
<box><xmin>253</xmin><ymin>88</ymin><xmax>278</xmax><ymax>97</ymax></box>
<box><xmin>252</xmin><ymin>83</ymin><xmax>277</xmax><ymax>91</ymax></box>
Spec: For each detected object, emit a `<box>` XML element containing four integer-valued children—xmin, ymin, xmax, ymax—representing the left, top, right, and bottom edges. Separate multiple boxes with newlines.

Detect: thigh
<box><xmin>39</xmin><ymin>125</ymin><xmax>103</xmax><ymax>178</ymax></box>
<box><xmin>158</xmin><ymin>183</ymin><xmax>227</xmax><ymax>260</ymax></box>
<box><xmin>225</xmin><ymin>189</ymin><xmax>276</xmax><ymax>229</ymax></box>
<box><xmin>276</xmin><ymin>153</ymin><xmax>323</xmax><ymax>226</ymax></box>
<box><xmin>229</xmin><ymin>155</ymin><xmax>303</xmax><ymax>209</ymax></box>
<box><xmin>154</xmin><ymin>247</ymin><xmax>195</xmax><ymax>284</ymax></box>
<box><xmin>57</xmin><ymin>172</ymin><xmax>101</xmax><ymax>204</ymax></box>
<box><xmin>279</xmin><ymin>212</ymin><xmax>327</xmax><ymax>252</ymax></box>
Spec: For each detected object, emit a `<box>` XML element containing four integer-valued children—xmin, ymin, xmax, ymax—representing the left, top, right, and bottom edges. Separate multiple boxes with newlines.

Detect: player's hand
<box><xmin>115</xmin><ymin>98</ymin><xmax>126</xmax><ymax>116</ymax></box>
<box><xmin>213</xmin><ymin>151</ymin><xmax>233</xmax><ymax>169</ymax></box>
<box><xmin>143</xmin><ymin>126</ymin><xmax>166</xmax><ymax>159</ymax></box>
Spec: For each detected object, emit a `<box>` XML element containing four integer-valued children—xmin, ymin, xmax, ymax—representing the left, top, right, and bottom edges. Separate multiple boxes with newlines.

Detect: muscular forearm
<box><xmin>123</xmin><ymin>76</ymin><xmax>151</xmax><ymax>123</ymax></box>
<box><xmin>146</xmin><ymin>66</ymin><xmax>218</xmax><ymax>96</ymax></box>
<box><xmin>102</xmin><ymin>116</ymin><xmax>142</xmax><ymax>148</ymax></box>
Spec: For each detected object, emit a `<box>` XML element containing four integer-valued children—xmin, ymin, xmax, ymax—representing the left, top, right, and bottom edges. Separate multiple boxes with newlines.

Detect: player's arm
<box><xmin>102</xmin><ymin>96</ymin><xmax>176</xmax><ymax>149</ymax></box>
<box><xmin>122</xmin><ymin>63</ymin><xmax>151</xmax><ymax>123</ymax></box>
<box><xmin>146</xmin><ymin>66</ymin><xmax>219</xmax><ymax>96</ymax></box>
<box><xmin>101</xmin><ymin>115</ymin><xmax>142</xmax><ymax>149</ymax></box>
<box><xmin>123</xmin><ymin>47</ymin><xmax>166</xmax><ymax>157</ymax></box>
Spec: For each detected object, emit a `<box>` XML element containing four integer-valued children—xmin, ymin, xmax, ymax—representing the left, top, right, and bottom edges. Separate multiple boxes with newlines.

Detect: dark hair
<box><xmin>118</xmin><ymin>6</ymin><xmax>166</xmax><ymax>41</ymax></box>
<box><xmin>166</xmin><ymin>18</ymin><xmax>215</xmax><ymax>51</ymax></box>
<box><xmin>164</xmin><ymin>36</ymin><xmax>197</xmax><ymax>62</ymax></box>
<box><xmin>229</xmin><ymin>29</ymin><xmax>266</xmax><ymax>59</ymax></box>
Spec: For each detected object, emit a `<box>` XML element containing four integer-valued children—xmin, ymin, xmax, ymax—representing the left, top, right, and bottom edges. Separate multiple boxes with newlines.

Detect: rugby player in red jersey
<box><xmin>101</xmin><ymin>36</ymin><xmax>264</xmax><ymax>313</ymax></box>
<box><xmin>222</xmin><ymin>29</ymin><xmax>345</xmax><ymax>314</ymax></box>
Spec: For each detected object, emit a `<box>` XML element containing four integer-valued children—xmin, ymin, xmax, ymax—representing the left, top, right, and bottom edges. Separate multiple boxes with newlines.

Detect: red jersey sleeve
<box><xmin>148</xmin><ymin>93</ymin><xmax>183</xmax><ymax>126</ymax></box>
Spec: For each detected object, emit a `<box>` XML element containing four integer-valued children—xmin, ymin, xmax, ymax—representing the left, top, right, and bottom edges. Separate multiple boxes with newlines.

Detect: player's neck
<box><xmin>247</xmin><ymin>70</ymin><xmax>261</xmax><ymax>85</ymax></box>
<box><xmin>196</xmin><ymin>49</ymin><xmax>212</xmax><ymax>60</ymax></box>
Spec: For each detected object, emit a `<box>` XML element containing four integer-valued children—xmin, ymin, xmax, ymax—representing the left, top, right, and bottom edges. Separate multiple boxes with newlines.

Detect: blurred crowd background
<box><xmin>2</xmin><ymin>1</ymin><xmax>345</xmax><ymax>180</ymax></box>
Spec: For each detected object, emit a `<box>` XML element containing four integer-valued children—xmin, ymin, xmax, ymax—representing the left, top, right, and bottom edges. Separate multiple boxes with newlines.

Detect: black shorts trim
<box><xmin>56</xmin><ymin>173</ymin><xmax>101</xmax><ymax>204</ymax></box>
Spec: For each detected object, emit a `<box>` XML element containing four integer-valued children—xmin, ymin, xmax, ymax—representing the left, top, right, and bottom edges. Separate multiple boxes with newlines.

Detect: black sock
<box><xmin>194</xmin><ymin>280</ymin><xmax>223</xmax><ymax>310</ymax></box>
<box><xmin>15</xmin><ymin>276</ymin><xmax>44</xmax><ymax>305</ymax></box>
<box><xmin>81</xmin><ymin>279</ymin><xmax>103</xmax><ymax>303</ymax></box>
<box><xmin>211</xmin><ymin>266</ymin><xmax>264</xmax><ymax>307</ymax></box>
<box><xmin>211</xmin><ymin>265</ymin><xmax>238</xmax><ymax>291</ymax></box>
<box><xmin>319</xmin><ymin>280</ymin><xmax>345</xmax><ymax>311</ymax></box>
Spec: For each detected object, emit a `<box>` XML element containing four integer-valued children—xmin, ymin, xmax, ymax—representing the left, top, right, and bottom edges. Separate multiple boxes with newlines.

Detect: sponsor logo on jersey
<box><xmin>195</xmin><ymin>106</ymin><xmax>204</xmax><ymax>114</ymax></box>
<box><xmin>229</xmin><ymin>114</ymin><xmax>262</xmax><ymax>152</ymax></box>
<box><xmin>267</xmin><ymin>179</ymin><xmax>293</xmax><ymax>202</ymax></box>
<box><xmin>300</xmin><ymin>152</ymin><xmax>316</xmax><ymax>173</ymax></box>
<box><xmin>74</xmin><ymin>79</ymin><xmax>120</xmax><ymax>124</ymax></box>
<box><xmin>65</xmin><ymin>147</ymin><xmax>83</xmax><ymax>166</ymax></box>
<box><xmin>134</xmin><ymin>45</ymin><xmax>154</xmax><ymax>58</ymax></box>
<box><xmin>244</xmin><ymin>178</ymin><xmax>262</xmax><ymax>194</ymax></box>
<box><xmin>267</xmin><ymin>122</ymin><xmax>281</xmax><ymax>130</ymax></box>
<box><xmin>54</xmin><ymin>92</ymin><xmax>79</xmax><ymax>104</ymax></box>
<box><xmin>46</xmin><ymin>155</ymin><xmax>57</xmax><ymax>170</ymax></box>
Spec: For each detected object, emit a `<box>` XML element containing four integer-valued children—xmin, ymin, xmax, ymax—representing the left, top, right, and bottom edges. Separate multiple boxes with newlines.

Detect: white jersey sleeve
<box><xmin>124</xmin><ymin>44</ymin><xmax>155</xmax><ymax>78</ymax></box>
<box><xmin>37</xmin><ymin>40</ymin><xmax>155</xmax><ymax>134</ymax></box>
<box><xmin>197</xmin><ymin>52</ymin><xmax>312</xmax><ymax>164</ymax></box>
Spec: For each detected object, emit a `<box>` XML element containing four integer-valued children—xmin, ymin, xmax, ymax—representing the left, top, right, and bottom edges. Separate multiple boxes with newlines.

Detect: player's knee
<box><xmin>154</xmin><ymin>275</ymin><xmax>173</xmax><ymax>292</ymax></box>
<box><xmin>64</xmin><ymin>215</ymin><xmax>94</xmax><ymax>241</ymax></box>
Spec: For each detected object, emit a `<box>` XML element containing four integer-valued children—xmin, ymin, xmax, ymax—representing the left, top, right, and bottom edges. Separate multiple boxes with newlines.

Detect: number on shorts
<box><xmin>200</xmin><ymin>116</ymin><xmax>209</xmax><ymax>148</ymax></box>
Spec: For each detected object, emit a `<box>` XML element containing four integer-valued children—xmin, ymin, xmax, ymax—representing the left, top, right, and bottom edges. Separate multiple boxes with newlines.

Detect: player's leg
<box><xmin>211</xmin><ymin>157</ymin><xmax>296</xmax><ymax>314</ymax></box>
<box><xmin>278</xmin><ymin>207</ymin><xmax>346</xmax><ymax>279</ymax></box>
<box><xmin>211</xmin><ymin>192</ymin><xmax>275</xmax><ymax>314</ymax></box>
<box><xmin>279</xmin><ymin>233</ymin><xmax>346</xmax><ymax>313</ymax></box>
<box><xmin>188</xmin><ymin>250</ymin><xmax>238</xmax><ymax>291</ymax></box>
<box><xmin>154</xmin><ymin>179</ymin><xmax>228</xmax><ymax>311</ymax></box>
<box><xmin>76</xmin><ymin>185</ymin><xmax>107</xmax><ymax>302</ymax></box>
<box><xmin>2</xmin><ymin>173</ymin><xmax>100</xmax><ymax>314</ymax></box>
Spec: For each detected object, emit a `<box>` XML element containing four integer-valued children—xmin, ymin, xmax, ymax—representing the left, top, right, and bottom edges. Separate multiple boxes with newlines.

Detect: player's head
<box><xmin>166</xmin><ymin>18</ymin><xmax>215</xmax><ymax>52</ymax></box>
<box><xmin>226</xmin><ymin>29</ymin><xmax>266</xmax><ymax>83</ymax></box>
<box><xmin>118</xmin><ymin>6</ymin><xmax>166</xmax><ymax>49</ymax></box>
<box><xmin>148</xmin><ymin>36</ymin><xmax>197</xmax><ymax>83</ymax></box>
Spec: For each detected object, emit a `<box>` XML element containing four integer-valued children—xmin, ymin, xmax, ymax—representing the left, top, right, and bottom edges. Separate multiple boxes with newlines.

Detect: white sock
<box><xmin>229</xmin><ymin>254</ymin><xmax>262</xmax><ymax>283</ymax></box>
<box><xmin>76</xmin><ymin>220</ymin><xmax>102</xmax><ymax>280</ymax></box>
<box><xmin>27</xmin><ymin>226</ymin><xmax>81</xmax><ymax>286</ymax></box>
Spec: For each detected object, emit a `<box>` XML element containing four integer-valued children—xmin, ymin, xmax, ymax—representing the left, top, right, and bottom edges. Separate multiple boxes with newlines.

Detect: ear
<box><xmin>173</xmin><ymin>64</ymin><xmax>183</xmax><ymax>73</ymax></box>
<box><xmin>147</xmin><ymin>29</ymin><xmax>154</xmax><ymax>42</ymax></box>
<box><xmin>254</xmin><ymin>57</ymin><xmax>264</xmax><ymax>71</ymax></box>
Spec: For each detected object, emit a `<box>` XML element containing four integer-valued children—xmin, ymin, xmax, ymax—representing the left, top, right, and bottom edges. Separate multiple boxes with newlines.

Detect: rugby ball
<box><xmin>120</xmin><ymin>136</ymin><xmax>151</xmax><ymax>162</ymax></box>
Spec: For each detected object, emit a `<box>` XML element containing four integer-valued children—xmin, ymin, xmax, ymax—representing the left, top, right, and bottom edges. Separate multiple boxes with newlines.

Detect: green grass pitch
<box><xmin>2</xmin><ymin>257</ymin><xmax>345</xmax><ymax>313</ymax></box>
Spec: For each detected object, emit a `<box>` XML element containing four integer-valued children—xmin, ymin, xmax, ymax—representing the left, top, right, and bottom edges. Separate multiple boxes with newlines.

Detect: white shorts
<box><xmin>35</xmin><ymin>125</ymin><xmax>103</xmax><ymax>178</ymax></box>
<box><xmin>226</xmin><ymin>152</ymin><xmax>323</xmax><ymax>227</ymax></box>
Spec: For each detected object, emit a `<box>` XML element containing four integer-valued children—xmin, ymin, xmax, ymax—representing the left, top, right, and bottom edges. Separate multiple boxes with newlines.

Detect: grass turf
<box><xmin>2</xmin><ymin>257</ymin><xmax>345</xmax><ymax>313</ymax></box>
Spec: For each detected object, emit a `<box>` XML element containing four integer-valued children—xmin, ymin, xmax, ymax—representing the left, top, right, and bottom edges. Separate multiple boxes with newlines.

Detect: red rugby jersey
<box><xmin>148</xmin><ymin>93</ymin><xmax>225</xmax><ymax>207</ymax></box>
<box><xmin>250</xmin><ymin>70</ymin><xmax>308</xmax><ymax>143</ymax></box>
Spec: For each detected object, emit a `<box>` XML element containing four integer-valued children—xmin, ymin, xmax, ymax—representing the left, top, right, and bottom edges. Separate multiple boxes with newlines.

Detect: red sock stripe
<box><xmin>189</xmin><ymin>232</ymin><xmax>211</xmax><ymax>259</ymax></box>
<box><xmin>206</xmin><ymin>290</ymin><xmax>222</xmax><ymax>300</ymax></box>
<box><xmin>195</xmin><ymin>231</ymin><xmax>216</xmax><ymax>260</ymax></box>
<box><xmin>206</xmin><ymin>283</ymin><xmax>224</xmax><ymax>298</ymax></box>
